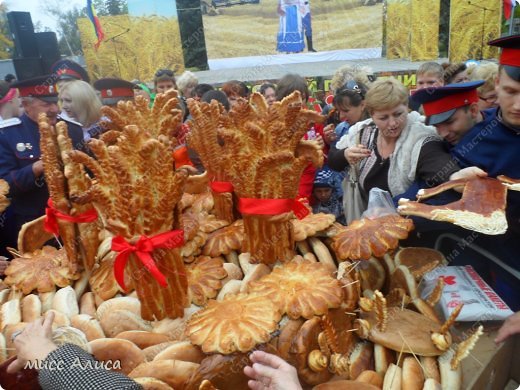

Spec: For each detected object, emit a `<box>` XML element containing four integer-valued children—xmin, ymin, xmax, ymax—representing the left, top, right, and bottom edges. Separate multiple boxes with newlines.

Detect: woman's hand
<box><xmin>495</xmin><ymin>312</ymin><xmax>520</xmax><ymax>344</ymax></box>
<box><xmin>314</xmin><ymin>134</ymin><xmax>325</xmax><ymax>149</ymax></box>
<box><xmin>244</xmin><ymin>351</ymin><xmax>302</xmax><ymax>390</ymax></box>
<box><xmin>449</xmin><ymin>167</ymin><xmax>487</xmax><ymax>181</ymax></box>
<box><xmin>345</xmin><ymin>144</ymin><xmax>371</xmax><ymax>165</ymax></box>
<box><xmin>7</xmin><ymin>311</ymin><xmax>58</xmax><ymax>373</ymax></box>
<box><xmin>323</xmin><ymin>124</ymin><xmax>336</xmax><ymax>145</ymax></box>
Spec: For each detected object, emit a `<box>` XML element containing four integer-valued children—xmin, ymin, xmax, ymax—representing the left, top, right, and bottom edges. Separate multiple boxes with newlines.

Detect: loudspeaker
<box><xmin>13</xmin><ymin>58</ymin><xmax>44</xmax><ymax>81</ymax></box>
<box><xmin>175</xmin><ymin>0</ymin><xmax>209</xmax><ymax>70</ymax></box>
<box><xmin>7</xmin><ymin>11</ymin><xmax>39</xmax><ymax>58</ymax></box>
<box><xmin>36</xmin><ymin>32</ymin><xmax>61</xmax><ymax>73</ymax></box>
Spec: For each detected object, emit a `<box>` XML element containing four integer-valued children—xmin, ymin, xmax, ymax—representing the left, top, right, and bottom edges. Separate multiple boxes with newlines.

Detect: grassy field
<box><xmin>202</xmin><ymin>0</ymin><xmax>383</xmax><ymax>59</ymax></box>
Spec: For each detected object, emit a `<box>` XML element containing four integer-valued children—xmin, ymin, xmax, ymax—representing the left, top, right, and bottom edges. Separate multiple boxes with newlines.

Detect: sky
<box><xmin>4</xmin><ymin>0</ymin><xmax>87</xmax><ymax>32</ymax></box>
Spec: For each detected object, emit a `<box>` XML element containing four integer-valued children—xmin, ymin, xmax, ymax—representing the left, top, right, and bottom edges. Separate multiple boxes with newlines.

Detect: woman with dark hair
<box><xmin>442</xmin><ymin>62</ymin><xmax>469</xmax><ymax>84</ymax></box>
<box><xmin>259</xmin><ymin>83</ymin><xmax>276</xmax><ymax>106</ymax></box>
<box><xmin>221</xmin><ymin>80</ymin><xmax>248</xmax><ymax>109</ymax></box>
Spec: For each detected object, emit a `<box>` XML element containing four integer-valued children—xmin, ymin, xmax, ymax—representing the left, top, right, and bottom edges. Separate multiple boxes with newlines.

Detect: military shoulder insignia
<box><xmin>0</xmin><ymin>117</ymin><xmax>22</xmax><ymax>129</ymax></box>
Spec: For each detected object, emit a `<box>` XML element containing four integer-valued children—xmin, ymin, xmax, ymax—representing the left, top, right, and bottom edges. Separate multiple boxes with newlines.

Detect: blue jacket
<box><xmin>0</xmin><ymin>114</ymin><xmax>85</xmax><ymax>226</ymax></box>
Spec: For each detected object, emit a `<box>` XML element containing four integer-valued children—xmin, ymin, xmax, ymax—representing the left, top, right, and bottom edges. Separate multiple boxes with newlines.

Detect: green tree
<box><xmin>44</xmin><ymin>3</ymin><xmax>87</xmax><ymax>56</ymax></box>
<box><xmin>93</xmin><ymin>0</ymin><xmax>128</xmax><ymax>16</ymax></box>
<box><xmin>0</xmin><ymin>3</ymin><xmax>13</xmax><ymax>59</ymax></box>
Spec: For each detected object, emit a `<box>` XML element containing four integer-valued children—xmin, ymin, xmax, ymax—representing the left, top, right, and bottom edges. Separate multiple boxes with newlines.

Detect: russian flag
<box><xmin>86</xmin><ymin>0</ymin><xmax>105</xmax><ymax>49</ymax></box>
<box><xmin>503</xmin><ymin>0</ymin><xmax>518</xmax><ymax>20</ymax></box>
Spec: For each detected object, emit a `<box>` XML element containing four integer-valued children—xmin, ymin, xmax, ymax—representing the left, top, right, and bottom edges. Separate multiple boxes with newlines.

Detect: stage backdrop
<box><xmin>386</xmin><ymin>0</ymin><xmax>440</xmax><ymax>61</ymax></box>
<box><xmin>78</xmin><ymin>0</ymin><xmax>184</xmax><ymax>81</ymax></box>
<box><xmin>202</xmin><ymin>0</ymin><xmax>384</xmax><ymax>70</ymax></box>
<box><xmin>449</xmin><ymin>0</ymin><xmax>501</xmax><ymax>62</ymax></box>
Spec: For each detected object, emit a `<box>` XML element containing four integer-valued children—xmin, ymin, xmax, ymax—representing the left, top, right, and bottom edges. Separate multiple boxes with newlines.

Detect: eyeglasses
<box><xmin>155</xmin><ymin>69</ymin><xmax>174</xmax><ymax>78</ymax></box>
<box><xmin>479</xmin><ymin>94</ymin><xmax>497</xmax><ymax>103</ymax></box>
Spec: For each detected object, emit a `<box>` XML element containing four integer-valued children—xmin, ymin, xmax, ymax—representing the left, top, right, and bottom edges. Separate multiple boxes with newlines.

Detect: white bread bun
<box><xmin>128</xmin><ymin>360</ymin><xmax>199</xmax><ymax>389</ymax></box>
<box><xmin>70</xmin><ymin>314</ymin><xmax>105</xmax><ymax>341</ymax></box>
<box><xmin>21</xmin><ymin>294</ymin><xmax>41</xmax><ymax>323</ymax></box>
<box><xmin>52</xmin><ymin>326</ymin><xmax>90</xmax><ymax>352</ymax></box>
<box><xmin>73</xmin><ymin>271</ymin><xmax>90</xmax><ymax>299</ymax></box>
<box><xmin>151</xmin><ymin>305</ymin><xmax>199</xmax><ymax>341</ymax></box>
<box><xmin>420</xmin><ymin>356</ymin><xmax>440</xmax><ymax>383</ymax></box>
<box><xmin>8</xmin><ymin>289</ymin><xmax>22</xmax><ymax>302</ymax></box>
<box><xmin>220</xmin><ymin>263</ymin><xmax>243</xmax><ymax>285</ymax></box>
<box><xmin>94</xmin><ymin>293</ymin><xmax>104</xmax><ymax>308</ymax></box>
<box><xmin>303</xmin><ymin>252</ymin><xmax>318</xmax><ymax>262</ymax></box>
<box><xmin>52</xmin><ymin>286</ymin><xmax>79</xmax><ymax>318</ymax></box>
<box><xmin>0</xmin><ymin>289</ymin><xmax>10</xmax><ymax>306</ymax></box>
<box><xmin>115</xmin><ymin>330</ymin><xmax>170</xmax><ymax>349</ymax></box>
<box><xmin>240</xmin><ymin>264</ymin><xmax>270</xmax><ymax>293</ymax></box>
<box><xmin>349</xmin><ymin>341</ymin><xmax>374</xmax><ymax>380</ymax></box>
<box><xmin>100</xmin><ymin>309</ymin><xmax>152</xmax><ymax>338</ymax></box>
<box><xmin>89</xmin><ymin>338</ymin><xmax>145</xmax><ymax>374</ymax></box>
<box><xmin>46</xmin><ymin>309</ymin><xmax>71</xmax><ymax>327</ymax></box>
<box><xmin>238</xmin><ymin>252</ymin><xmax>253</xmax><ymax>274</ymax></box>
<box><xmin>374</xmin><ymin>343</ymin><xmax>395</xmax><ymax>377</ymax></box>
<box><xmin>39</xmin><ymin>290</ymin><xmax>55</xmax><ymax>313</ymax></box>
<box><xmin>0</xmin><ymin>299</ymin><xmax>21</xmax><ymax>330</ymax></box>
<box><xmin>277</xmin><ymin>317</ymin><xmax>305</xmax><ymax>360</ymax></box>
<box><xmin>133</xmin><ymin>377</ymin><xmax>173</xmax><ymax>390</ymax></box>
<box><xmin>314</xmin><ymin>380</ymin><xmax>380</xmax><ymax>390</ymax></box>
<box><xmin>383</xmin><ymin>364</ymin><xmax>402</xmax><ymax>390</ymax></box>
<box><xmin>438</xmin><ymin>349</ymin><xmax>462</xmax><ymax>390</ymax></box>
<box><xmin>308</xmin><ymin>237</ymin><xmax>337</xmax><ymax>271</ymax></box>
<box><xmin>422</xmin><ymin>378</ymin><xmax>442</xmax><ymax>390</ymax></box>
<box><xmin>96</xmin><ymin>296</ymin><xmax>141</xmax><ymax>322</ymax></box>
<box><xmin>356</xmin><ymin>370</ymin><xmax>383</xmax><ymax>388</ymax></box>
<box><xmin>79</xmin><ymin>292</ymin><xmax>97</xmax><ymax>317</ymax></box>
<box><xmin>142</xmin><ymin>342</ymin><xmax>175</xmax><ymax>362</ymax></box>
<box><xmin>153</xmin><ymin>341</ymin><xmax>205</xmax><ymax>363</ymax></box>
<box><xmin>0</xmin><ymin>332</ymin><xmax>6</xmax><ymax>363</ymax></box>
<box><xmin>217</xmin><ymin>279</ymin><xmax>242</xmax><ymax>300</ymax></box>
<box><xmin>402</xmin><ymin>356</ymin><xmax>425</xmax><ymax>390</ymax></box>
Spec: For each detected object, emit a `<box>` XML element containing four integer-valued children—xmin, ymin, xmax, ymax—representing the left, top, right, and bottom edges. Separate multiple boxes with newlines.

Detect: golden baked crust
<box><xmin>332</xmin><ymin>215</ymin><xmax>414</xmax><ymax>261</ymax></box>
<box><xmin>202</xmin><ymin>220</ymin><xmax>244</xmax><ymax>257</ymax></box>
<box><xmin>4</xmin><ymin>246</ymin><xmax>79</xmax><ymax>294</ymax></box>
<box><xmin>187</xmin><ymin>256</ymin><xmax>228</xmax><ymax>306</ymax></box>
<box><xmin>187</xmin><ymin>293</ymin><xmax>281</xmax><ymax>354</ymax></box>
<box><xmin>292</xmin><ymin>213</ymin><xmax>336</xmax><ymax>242</ymax></box>
<box><xmin>248</xmin><ymin>261</ymin><xmax>342</xmax><ymax>319</ymax></box>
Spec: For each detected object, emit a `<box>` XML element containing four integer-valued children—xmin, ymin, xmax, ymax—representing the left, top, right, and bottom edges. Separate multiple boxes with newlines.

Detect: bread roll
<box><xmin>21</xmin><ymin>294</ymin><xmax>41</xmax><ymax>323</ymax></box>
<box><xmin>402</xmin><ymin>356</ymin><xmax>425</xmax><ymax>390</ymax></box>
<box><xmin>277</xmin><ymin>318</ymin><xmax>305</xmax><ymax>360</ymax></box>
<box><xmin>94</xmin><ymin>293</ymin><xmax>104</xmax><ymax>308</ymax></box>
<box><xmin>239</xmin><ymin>264</ymin><xmax>270</xmax><ymax>293</ymax></box>
<box><xmin>96</xmin><ymin>297</ymin><xmax>141</xmax><ymax>322</ymax></box>
<box><xmin>71</xmin><ymin>314</ymin><xmax>105</xmax><ymax>341</ymax></box>
<box><xmin>420</xmin><ymin>356</ymin><xmax>440</xmax><ymax>383</ymax></box>
<box><xmin>89</xmin><ymin>338</ymin><xmax>145</xmax><ymax>374</ymax></box>
<box><xmin>349</xmin><ymin>341</ymin><xmax>374</xmax><ymax>380</ymax></box>
<box><xmin>52</xmin><ymin>326</ymin><xmax>90</xmax><ymax>352</ymax></box>
<box><xmin>422</xmin><ymin>378</ymin><xmax>442</xmax><ymax>390</ymax></box>
<box><xmin>52</xmin><ymin>286</ymin><xmax>79</xmax><ymax>318</ymax></box>
<box><xmin>79</xmin><ymin>292</ymin><xmax>97</xmax><ymax>317</ymax></box>
<box><xmin>0</xmin><ymin>299</ymin><xmax>21</xmax><ymax>330</ymax></box>
<box><xmin>438</xmin><ymin>350</ymin><xmax>462</xmax><ymax>390</ymax></box>
<box><xmin>100</xmin><ymin>310</ymin><xmax>152</xmax><ymax>338</ymax></box>
<box><xmin>74</xmin><ymin>271</ymin><xmax>90</xmax><ymax>299</ymax></box>
<box><xmin>128</xmin><ymin>360</ymin><xmax>199</xmax><ymax>389</ymax></box>
<box><xmin>356</xmin><ymin>370</ymin><xmax>383</xmax><ymax>388</ymax></box>
<box><xmin>133</xmin><ymin>377</ymin><xmax>173</xmax><ymax>390</ymax></box>
<box><xmin>220</xmin><ymin>263</ymin><xmax>243</xmax><ymax>285</ymax></box>
<box><xmin>7</xmin><ymin>290</ymin><xmax>22</xmax><ymax>302</ymax></box>
<box><xmin>314</xmin><ymin>380</ymin><xmax>380</xmax><ymax>390</ymax></box>
<box><xmin>0</xmin><ymin>289</ymin><xmax>10</xmax><ymax>306</ymax></box>
<box><xmin>0</xmin><ymin>333</ymin><xmax>6</xmax><ymax>363</ymax></box>
<box><xmin>383</xmin><ymin>364</ymin><xmax>402</xmax><ymax>390</ymax></box>
<box><xmin>217</xmin><ymin>280</ymin><xmax>242</xmax><ymax>300</ymax></box>
<box><xmin>308</xmin><ymin>237</ymin><xmax>336</xmax><ymax>271</ymax></box>
<box><xmin>153</xmin><ymin>341</ymin><xmax>205</xmax><ymax>363</ymax></box>
<box><xmin>115</xmin><ymin>330</ymin><xmax>170</xmax><ymax>349</ymax></box>
<box><xmin>46</xmin><ymin>309</ymin><xmax>71</xmax><ymax>327</ymax></box>
<box><xmin>142</xmin><ymin>342</ymin><xmax>175</xmax><ymax>362</ymax></box>
<box><xmin>39</xmin><ymin>290</ymin><xmax>55</xmax><ymax>313</ymax></box>
<box><xmin>374</xmin><ymin>344</ymin><xmax>395</xmax><ymax>377</ymax></box>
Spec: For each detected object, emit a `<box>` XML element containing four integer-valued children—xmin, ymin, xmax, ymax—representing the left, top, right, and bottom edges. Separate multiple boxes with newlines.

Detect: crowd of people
<box><xmin>0</xmin><ymin>33</ymin><xmax>519</xmax><ymax>389</ymax></box>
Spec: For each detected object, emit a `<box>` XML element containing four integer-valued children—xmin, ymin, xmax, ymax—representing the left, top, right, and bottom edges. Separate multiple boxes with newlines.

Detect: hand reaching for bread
<box><xmin>244</xmin><ymin>351</ymin><xmax>302</xmax><ymax>390</ymax></box>
<box><xmin>8</xmin><ymin>311</ymin><xmax>58</xmax><ymax>373</ymax></box>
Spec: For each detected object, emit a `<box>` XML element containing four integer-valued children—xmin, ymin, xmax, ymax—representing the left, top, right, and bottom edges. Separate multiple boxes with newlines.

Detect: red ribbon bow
<box><xmin>44</xmin><ymin>199</ymin><xmax>98</xmax><ymax>235</ymax></box>
<box><xmin>210</xmin><ymin>181</ymin><xmax>234</xmax><ymax>193</ymax></box>
<box><xmin>111</xmin><ymin>230</ymin><xmax>185</xmax><ymax>291</ymax></box>
<box><xmin>238</xmin><ymin>198</ymin><xmax>310</xmax><ymax>220</ymax></box>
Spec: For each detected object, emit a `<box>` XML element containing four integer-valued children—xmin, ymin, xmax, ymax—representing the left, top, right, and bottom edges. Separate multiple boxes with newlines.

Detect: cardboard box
<box><xmin>463</xmin><ymin>330</ymin><xmax>519</xmax><ymax>389</ymax></box>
